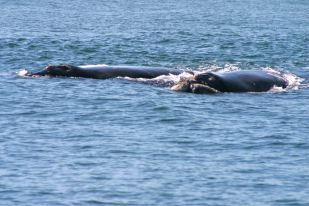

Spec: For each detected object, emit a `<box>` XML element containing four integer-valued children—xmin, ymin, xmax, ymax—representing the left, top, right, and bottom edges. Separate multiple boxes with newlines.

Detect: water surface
<box><xmin>1</xmin><ymin>0</ymin><xmax>309</xmax><ymax>205</ymax></box>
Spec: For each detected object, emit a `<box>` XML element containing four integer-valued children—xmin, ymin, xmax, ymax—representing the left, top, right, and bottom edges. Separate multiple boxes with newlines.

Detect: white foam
<box><xmin>157</xmin><ymin>71</ymin><xmax>194</xmax><ymax>84</ymax></box>
<box><xmin>192</xmin><ymin>64</ymin><xmax>240</xmax><ymax>74</ymax></box>
<box><xmin>268</xmin><ymin>86</ymin><xmax>287</xmax><ymax>93</ymax></box>
<box><xmin>16</xmin><ymin>69</ymin><xmax>29</xmax><ymax>77</ymax></box>
<box><xmin>120</xmin><ymin>71</ymin><xmax>194</xmax><ymax>87</ymax></box>
<box><xmin>282</xmin><ymin>72</ymin><xmax>303</xmax><ymax>90</ymax></box>
<box><xmin>261</xmin><ymin>67</ymin><xmax>303</xmax><ymax>91</ymax></box>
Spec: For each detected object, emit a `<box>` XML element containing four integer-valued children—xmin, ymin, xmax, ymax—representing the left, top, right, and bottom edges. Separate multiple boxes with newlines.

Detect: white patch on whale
<box><xmin>79</xmin><ymin>64</ymin><xmax>108</xmax><ymax>69</ymax></box>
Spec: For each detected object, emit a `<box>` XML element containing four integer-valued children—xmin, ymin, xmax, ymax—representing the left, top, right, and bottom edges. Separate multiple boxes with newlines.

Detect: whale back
<box><xmin>218</xmin><ymin>71</ymin><xmax>288</xmax><ymax>92</ymax></box>
<box><xmin>31</xmin><ymin>64</ymin><xmax>181</xmax><ymax>79</ymax></box>
<box><xmin>81</xmin><ymin>65</ymin><xmax>180</xmax><ymax>79</ymax></box>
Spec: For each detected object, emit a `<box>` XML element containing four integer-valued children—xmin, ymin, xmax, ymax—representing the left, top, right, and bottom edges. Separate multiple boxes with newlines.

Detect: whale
<box><xmin>28</xmin><ymin>64</ymin><xmax>289</xmax><ymax>93</ymax></box>
<box><xmin>171</xmin><ymin>70</ymin><xmax>289</xmax><ymax>93</ymax></box>
<box><xmin>29</xmin><ymin>64</ymin><xmax>181</xmax><ymax>79</ymax></box>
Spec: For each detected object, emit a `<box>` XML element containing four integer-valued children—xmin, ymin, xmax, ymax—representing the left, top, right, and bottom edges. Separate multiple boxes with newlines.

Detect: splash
<box><xmin>194</xmin><ymin>64</ymin><xmax>240</xmax><ymax>74</ymax></box>
<box><xmin>16</xmin><ymin>69</ymin><xmax>29</xmax><ymax>77</ymax></box>
<box><xmin>262</xmin><ymin>67</ymin><xmax>303</xmax><ymax>91</ymax></box>
<box><xmin>122</xmin><ymin>71</ymin><xmax>194</xmax><ymax>87</ymax></box>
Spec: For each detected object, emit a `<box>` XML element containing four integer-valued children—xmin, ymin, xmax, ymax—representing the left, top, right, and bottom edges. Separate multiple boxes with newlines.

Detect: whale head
<box><xmin>171</xmin><ymin>72</ymin><xmax>222</xmax><ymax>94</ymax></box>
<box><xmin>30</xmin><ymin>65</ymin><xmax>80</xmax><ymax>77</ymax></box>
<box><xmin>44</xmin><ymin>65</ymin><xmax>77</xmax><ymax>76</ymax></box>
<box><xmin>193</xmin><ymin>72</ymin><xmax>225</xmax><ymax>91</ymax></box>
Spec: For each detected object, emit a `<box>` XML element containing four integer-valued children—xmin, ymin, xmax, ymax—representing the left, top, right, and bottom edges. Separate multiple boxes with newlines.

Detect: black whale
<box><xmin>30</xmin><ymin>64</ymin><xmax>181</xmax><ymax>79</ymax></box>
<box><xmin>171</xmin><ymin>70</ymin><xmax>289</xmax><ymax>93</ymax></box>
<box><xmin>29</xmin><ymin>64</ymin><xmax>289</xmax><ymax>93</ymax></box>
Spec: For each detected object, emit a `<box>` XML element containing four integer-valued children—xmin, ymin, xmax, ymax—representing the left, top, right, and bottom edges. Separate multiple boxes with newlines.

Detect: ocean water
<box><xmin>1</xmin><ymin>0</ymin><xmax>309</xmax><ymax>205</ymax></box>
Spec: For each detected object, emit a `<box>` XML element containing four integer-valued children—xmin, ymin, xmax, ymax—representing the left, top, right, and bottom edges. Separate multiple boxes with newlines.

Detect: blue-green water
<box><xmin>1</xmin><ymin>0</ymin><xmax>309</xmax><ymax>205</ymax></box>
